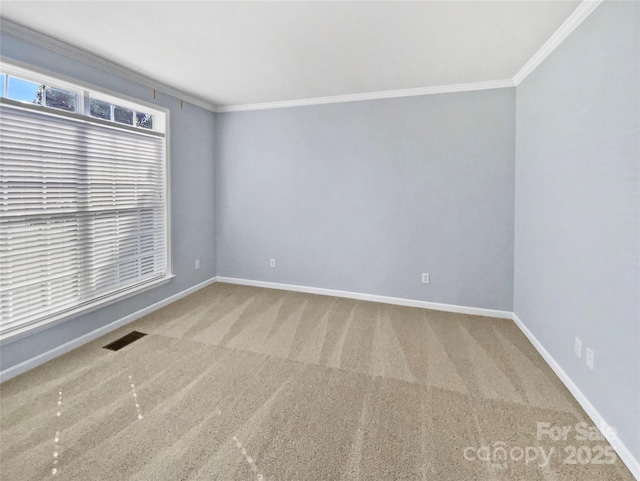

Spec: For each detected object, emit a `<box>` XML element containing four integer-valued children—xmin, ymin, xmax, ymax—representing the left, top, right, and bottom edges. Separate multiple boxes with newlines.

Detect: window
<box><xmin>89</xmin><ymin>97</ymin><xmax>154</xmax><ymax>130</ymax></box>
<box><xmin>0</xmin><ymin>63</ymin><xmax>169</xmax><ymax>340</ymax></box>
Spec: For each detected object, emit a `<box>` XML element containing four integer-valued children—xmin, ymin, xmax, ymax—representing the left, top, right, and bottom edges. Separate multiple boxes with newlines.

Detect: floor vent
<box><xmin>103</xmin><ymin>331</ymin><xmax>147</xmax><ymax>351</ymax></box>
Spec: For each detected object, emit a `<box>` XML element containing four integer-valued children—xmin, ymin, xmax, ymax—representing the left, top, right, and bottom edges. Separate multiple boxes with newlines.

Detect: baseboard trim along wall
<box><xmin>216</xmin><ymin>276</ymin><xmax>513</xmax><ymax>319</ymax></box>
<box><xmin>512</xmin><ymin>313</ymin><xmax>640</xmax><ymax>480</ymax></box>
<box><xmin>0</xmin><ymin>275</ymin><xmax>509</xmax><ymax>383</ymax></box>
<box><xmin>0</xmin><ymin>276</ymin><xmax>513</xmax><ymax>380</ymax></box>
<box><xmin>0</xmin><ymin>276</ymin><xmax>218</xmax><ymax>383</ymax></box>
<box><xmin>2</xmin><ymin>276</ymin><xmax>636</xmax><ymax>479</ymax></box>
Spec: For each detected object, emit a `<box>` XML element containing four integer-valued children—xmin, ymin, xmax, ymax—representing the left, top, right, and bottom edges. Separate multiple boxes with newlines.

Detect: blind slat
<box><xmin>0</xmin><ymin>102</ymin><xmax>167</xmax><ymax>337</ymax></box>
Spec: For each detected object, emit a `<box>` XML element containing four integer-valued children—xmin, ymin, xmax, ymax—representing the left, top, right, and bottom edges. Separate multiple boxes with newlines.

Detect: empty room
<box><xmin>0</xmin><ymin>1</ymin><xmax>638</xmax><ymax>480</ymax></box>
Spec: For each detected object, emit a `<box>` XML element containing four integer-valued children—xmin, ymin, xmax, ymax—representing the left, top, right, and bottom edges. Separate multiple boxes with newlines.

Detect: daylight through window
<box><xmin>0</xmin><ymin>63</ymin><xmax>169</xmax><ymax>339</ymax></box>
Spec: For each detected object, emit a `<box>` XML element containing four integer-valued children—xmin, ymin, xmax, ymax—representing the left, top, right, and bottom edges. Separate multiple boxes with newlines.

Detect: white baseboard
<box><xmin>2</xmin><ymin>274</ymin><xmax>636</xmax><ymax>480</ymax></box>
<box><xmin>0</xmin><ymin>276</ymin><xmax>218</xmax><ymax>383</ymax></box>
<box><xmin>512</xmin><ymin>313</ymin><xmax>640</xmax><ymax>480</ymax></box>
<box><xmin>216</xmin><ymin>276</ymin><xmax>513</xmax><ymax>319</ymax></box>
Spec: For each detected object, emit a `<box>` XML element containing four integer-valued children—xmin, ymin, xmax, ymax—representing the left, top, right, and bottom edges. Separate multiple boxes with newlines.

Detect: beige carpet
<box><xmin>0</xmin><ymin>283</ymin><xmax>634</xmax><ymax>480</ymax></box>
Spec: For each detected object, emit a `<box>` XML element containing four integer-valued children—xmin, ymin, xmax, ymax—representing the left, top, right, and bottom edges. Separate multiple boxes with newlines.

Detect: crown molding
<box><xmin>0</xmin><ymin>18</ymin><xmax>512</xmax><ymax>114</ymax></box>
<box><xmin>216</xmin><ymin>79</ymin><xmax>515</xmax><ymax>113</ymax></box>
<box><xmin>1</xmin><ymin>1</ymin><xmax>603</xmax><ymax>114</ymax></box>
<box><xmin>0</xmin><ymin>17</ymin><xmax>219</xmax><ymax>112</ymax></box>
<box><xmin>513</xmin><ymin>0</ymin><xmax>603</xmax><ymax>86</ymax></box>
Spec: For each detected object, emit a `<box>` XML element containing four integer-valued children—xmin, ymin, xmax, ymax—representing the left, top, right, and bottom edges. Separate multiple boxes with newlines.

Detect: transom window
<box><xmin>0</xmin><ymin>62</ymin><xmax>170</xmax><ymax>340</ymax></box>
<box><xmin>0</xmin><ymin>65</ymin><xmax>160</xmax><ymax>131</ymax></box>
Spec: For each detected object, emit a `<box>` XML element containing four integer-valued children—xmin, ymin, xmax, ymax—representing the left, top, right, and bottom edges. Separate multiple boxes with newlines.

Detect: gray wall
<box><xmin>514</xmin><ymin>1</ymin><xmax>639</xmax><ymax>458</ymax></box>
<box><xmin>0</xmin><ymin>32</ymin><xmax>217</xmax><ymax>370</ymax></box>
<box><xmin>3</xmin><ymin>3</ymin><xmax>637</xmax><ymax>461</ymax></box>
<box><xmin>216</xmin><ymin>89</ymin><xmax>516</xmax><ymax>311</ymax></box>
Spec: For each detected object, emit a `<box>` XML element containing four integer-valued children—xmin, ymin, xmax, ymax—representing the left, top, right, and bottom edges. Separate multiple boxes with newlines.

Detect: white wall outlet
<box><xmin>586</xmin><ymin>348</ymin><xmax>594</xmax><ymax>370</ymax></box>
<box><xmin>270</xmin><ymin>258</ymin><xmax>276</xmax><ymax>268</ymax></box>
<box><xmin>574</xmin><ymin>337</ymin><xmax>582</xmax><ymax>358</ymax></box>
<box><xmin>195</xmin><ymin>259</ymin><xmax>200</xmax><ymax>270</ymax></box>
<box><xmin>421</xmin><ymin>273</ymin><xmax>430</xmax><ymax>284</ymax></box>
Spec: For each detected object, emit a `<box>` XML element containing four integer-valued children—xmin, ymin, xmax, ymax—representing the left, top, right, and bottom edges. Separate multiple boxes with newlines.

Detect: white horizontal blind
<box><xmin>0</xmin><ymin>101</ymin><xmax>167</xmax><ymax>337</ymax></box>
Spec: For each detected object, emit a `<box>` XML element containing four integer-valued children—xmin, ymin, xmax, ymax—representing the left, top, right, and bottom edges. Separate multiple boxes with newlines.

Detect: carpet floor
<box><xmin>0</xmin><ymin>282</ymin><xmax>634</xmax><ymax>480</ymax></box>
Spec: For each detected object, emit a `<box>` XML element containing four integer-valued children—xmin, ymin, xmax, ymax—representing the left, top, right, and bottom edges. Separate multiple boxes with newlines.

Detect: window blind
<box><xmin>0</xmin><ymin>100</ymin><xmax>167</xmax><ymax>337</ymax></box>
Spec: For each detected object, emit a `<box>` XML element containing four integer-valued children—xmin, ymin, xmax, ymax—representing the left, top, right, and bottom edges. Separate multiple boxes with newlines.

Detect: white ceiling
<box><xmin>0</xmin><ymin>1</ymin><xmax>581</xmax><ymax>107</ymax></box>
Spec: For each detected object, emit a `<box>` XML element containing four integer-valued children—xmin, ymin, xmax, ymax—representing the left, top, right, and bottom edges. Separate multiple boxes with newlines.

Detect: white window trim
<box><xmin>0</xmin><ymin>60</ymin><xmax>166</xmax><ymax>133</ymax></box>
<box><xmin>0</xmin><ymin>275</ymin><xmax>175</xmax><ymax>345</ymax></box>
<box><xmin>1</xmin><ymin>62</ymin><xmax>82</xmax><ymax>110</ymax></box>
<box><xmin>0</xmin><ymin>59</ymin><xmax>173</xmax><ymax>344</ymax></box>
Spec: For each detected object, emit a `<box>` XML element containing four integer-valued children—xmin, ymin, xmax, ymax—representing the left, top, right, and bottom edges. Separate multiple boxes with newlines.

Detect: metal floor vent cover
<box><xmin>103</xmin><ymin>331</ymin><xmax>147</xmax><ymax>351</ymax></box>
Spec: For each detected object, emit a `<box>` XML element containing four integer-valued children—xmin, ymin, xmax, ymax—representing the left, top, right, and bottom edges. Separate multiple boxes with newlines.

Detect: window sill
<box><xmin>0</xmin><ymin>274</ymin><xmax>175</xmax><ymax>345</ymax></box>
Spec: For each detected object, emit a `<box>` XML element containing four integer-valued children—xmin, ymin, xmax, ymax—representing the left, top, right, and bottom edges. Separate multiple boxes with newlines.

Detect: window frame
<box><xmin>0</xmin><ymin>62</ymin><xmax>165</xmax><ymax>133</ymax></box>
<box><xmin>0</xmin><ymin>59</ymin><xmax>173</xmax><ymax>344</ymax></box>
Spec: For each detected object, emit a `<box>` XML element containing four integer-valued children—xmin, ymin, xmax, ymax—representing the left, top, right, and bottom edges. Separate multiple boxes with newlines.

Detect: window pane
<box><xmin>114</xmin><ymin>105</ymin><xmax>133</xmax><ymax>125</ymax></box>
<box><xmin>44</xmin><ymin>86</ymin><xmax>76</xmax><ymax>112</ymax></box>
<box><xmin>90</xmin><ymin>99</ymin><xmax>111</xmax><ymax>120</ymax></box>
<box><xmin>8</xmin><ymin>77</ymin><xmax>42</xmax><ymax>104</ymax></box>
<box><xmin>0</xmin><ymin>101</ymin><xmax>166</xmax><ymax>338</ymax></box>
<box><xmin>136</xmin><ymin>112</ymin><xmax>153</xmax><ymax>129</ymax></box>
<box><xmin>0</xmin><ymin>74</ymin><xmax>5</xmax><ymax>97</ymax></box>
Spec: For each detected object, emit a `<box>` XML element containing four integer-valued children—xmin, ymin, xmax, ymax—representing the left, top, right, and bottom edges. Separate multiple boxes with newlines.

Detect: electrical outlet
<box><xmin>421</xmin><ymin>273</ymin><xmax>430</xmax><ymax>284</ymax></box>
<box><xmin>574</xmin><ymin>337</ymin><xmax>582</xmax><ymax>358</ymax></box>
<box><xmin>195</xmin><ymin>259</ymin><xmax>200</xmax><ymax>270</ymax></box>
<box><xmin>270</xmin><ymin>258</ymin><xmax>276</xmax><ymax>268</ymax></box>
<box><xmin>586</xmin><ymin>348</ymin><xmax>594</xmax><ymax>370</ymax></box>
